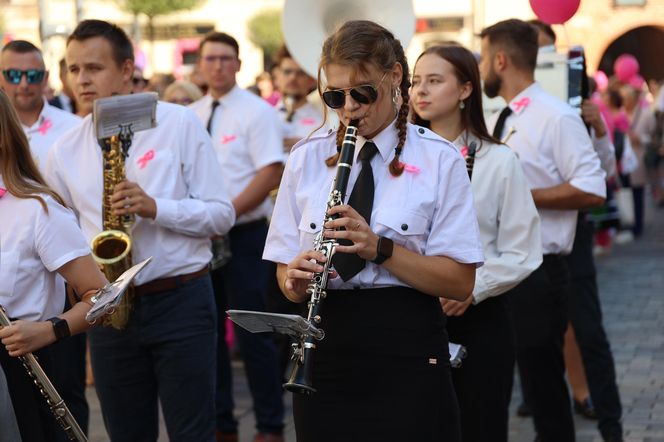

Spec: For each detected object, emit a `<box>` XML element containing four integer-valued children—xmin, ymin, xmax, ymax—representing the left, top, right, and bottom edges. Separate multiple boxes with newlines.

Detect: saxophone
<box><xmin>90</xmin><ymin>125</ymin><xmax>134</xmax><ymax>329</ymax></box>
<box><xmin>0</xmin><ymin>306</ymin><xmax>88</xmax><ymax>441</ymax></box>
<box><xmin>283</xmin><ymin>119</ymin><xmax>359</xmax><ymax>394</ymax></box>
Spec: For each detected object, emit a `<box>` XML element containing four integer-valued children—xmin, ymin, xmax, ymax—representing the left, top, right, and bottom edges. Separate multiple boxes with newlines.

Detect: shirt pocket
<box><xmin>0</xmin><ymin>251</ymin><xmax>19</xmax><ymax>297</ymax></box>
<box><xmin>374</xmin><ymin>208</ymin><xmax>429</xmax><ymax>253</ymax></box>
<box><xmin>130</xmin><ymin>149</ymin><xmax>177</xmax><ymax>198</ymax></box>
<box><xmin>298</xmin><ymin>202</ymin><xmax>323</xmax><ymax>251</ymax></box>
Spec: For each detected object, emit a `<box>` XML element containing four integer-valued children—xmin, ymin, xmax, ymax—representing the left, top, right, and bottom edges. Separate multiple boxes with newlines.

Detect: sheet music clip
<box><xmin>93</xmin><ymin>92</ymin><xmax>158</xmax><ymax>140</ymax></box>
<box><xmin>85</xmin><ymin>257</ymin><xmax>152</xmax><ymax>323</ymax></box>
<box><xmin>227</xmin><ymin>310</ymin><xmax>325</xmax><ymax>340</ymax></box>
<box><xmin>449</xmin><ymin>342</ymin><xmax>467</xmax><ymax>368</ymax></box>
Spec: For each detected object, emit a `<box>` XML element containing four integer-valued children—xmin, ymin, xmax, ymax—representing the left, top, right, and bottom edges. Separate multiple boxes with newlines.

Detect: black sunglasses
<box><xmin>2</xmin><ymin>69</ymin><xmax>46</xmax><ymax>85</ymax></box>
<box><xmin>322</xmin><ymin>72</ymin><xmax>388</xmax><ymax>109</ymax></box>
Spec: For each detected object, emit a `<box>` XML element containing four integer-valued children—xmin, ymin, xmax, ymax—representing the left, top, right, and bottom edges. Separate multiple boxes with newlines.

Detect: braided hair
<box><xmin>319</xmin><ymin>20</ymin><xmax>410</xmax><ymax>176</ymax></box>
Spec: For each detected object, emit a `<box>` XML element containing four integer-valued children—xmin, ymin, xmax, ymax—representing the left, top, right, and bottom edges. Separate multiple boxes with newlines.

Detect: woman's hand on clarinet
<box><xmin>323</xmin><ymin>205</ymin><xmax>379</xmax><ymax>261</ymax></box>
<box><xmin>0</xmin><ymin>320</ymin><xmax>56</xmax><ymax>357</ymax></box>
<box><xmin>283</xmin><ymin>251</ymin><xmax>338</xmax><ymax>302</ymax></box>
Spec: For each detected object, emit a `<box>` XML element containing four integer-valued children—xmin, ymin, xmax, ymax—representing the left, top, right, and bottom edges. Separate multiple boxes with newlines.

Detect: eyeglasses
<box><xmin>202</xmin><ymin>55</ymin><xmax>237</xmax><ymax>64</ymax></box>
<box><xmin>2</xmin><ymin>69</ymin><xmax>46</xmax><ymax>85</ymax></box>
<box><xmin>322</xmin><ymin>72</ymin><xmax>388</xmax><ymax>109</ymax></box>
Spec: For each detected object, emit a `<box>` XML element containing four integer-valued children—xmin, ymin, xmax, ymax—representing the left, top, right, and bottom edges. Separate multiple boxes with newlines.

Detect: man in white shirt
<box><xmin>480</xmin><ymin>19</ymin><xmax>606</xmax><ymax>442</ymax></box>
<box><xmin>190</xmin><ymin>32</ymin><xmax>285</xmax><ymax>442</ymax></box>
<box><xmin>528</xmin><ymin>21</ymin><xmax>625</xmax><ymax>442</ymax></box>
<box><xmin>45</xmin><ymin>20</ymin><xmax>235</xmax><ymax>442</ymax></box>
<box><xmin>1</xmin><ymin>41</ymin><xmax>80</xmax><ymax>169</ymax></box>
<box><xmin>272</xmin><ymin>45</ymin><xmax>322</xmax><ymax>153</ymax></box>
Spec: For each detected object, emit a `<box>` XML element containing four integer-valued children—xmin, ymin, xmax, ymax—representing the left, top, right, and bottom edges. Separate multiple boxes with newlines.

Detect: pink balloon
<box><xmin>530</xmin><ymin>0</ymin><xmax>581</xmax><ymax>24</ymax></box>
<box><xmin>594</xmin><ymin>71</ymin><xmax>608</xmax><ymax>92</ymax></box>
<box><xmin>628</xmin><ymin>74</ymin><xmax>645</xmax><ymax>90</ymax></box>
<box><xmin>614</xmin><ymin>54</ymin><xmax>640</xmax><ymax>83</ymax></box>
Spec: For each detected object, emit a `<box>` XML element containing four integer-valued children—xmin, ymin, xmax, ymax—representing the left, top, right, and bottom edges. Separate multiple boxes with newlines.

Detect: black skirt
<box><xmin>292</xmin><ymin>286</ymin><xmax>460</xmax><ymax>442</ymax></box>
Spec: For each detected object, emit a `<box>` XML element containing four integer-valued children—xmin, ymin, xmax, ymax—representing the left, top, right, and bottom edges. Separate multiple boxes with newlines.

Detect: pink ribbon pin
<box><xmin>460</xmin><ymin>146</ymin><xmax>469</xmax><ymax>158</ymax></box>
<box><xmin>37</xmin><ymin>118</ymin><xmax>53</xmax><ymax>135</ymax></box>
<box><xmin>137</xmin><ymin>149</ymin><xmax>155</xmax><ymax>169</ymax></box>
<box><xmin>399</xmin><ymin>162</ymin><xmax>421</xmax><ymax>174</ymax></box>
<box><xmin>300</xmin><ymin>118</ymin><xmax>316</xmax><ymax>125</ymax></box>
<box><xmin>0</xmin><ymin>188</ymin><xmax>6</xmax><ymax>198</ymax></box>
<box><xmin>221</xmin><ymin>134</ymin><xmax>237</xmax><ymax>144</ymax></box>
<box><xmin>511</xmin><ymin>97</ymin><xmax>531</xmax><ymax>113</ymax></box>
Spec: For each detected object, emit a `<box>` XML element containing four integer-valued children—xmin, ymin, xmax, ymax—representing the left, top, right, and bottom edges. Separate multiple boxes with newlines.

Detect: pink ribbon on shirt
<box><xmin>221</xmin><ymin>134</ymin><xmax>237</xmax><ymax>144</ymax></box>
<box><xmin>511</xmin><ymin>97</ymin><xmax>531</xmax><ymax>113</ymax></box>
<box><xmin>300</xmin><ymin>118</ymin><xmax>316</xmax><ymax>125</ymax></box>
<box><xmin>398</xmin><ymin>162</ymin><xmax>421</xmax><ymax>174</ymax></box>
<box><xmin>37</xmin><ymin>118</ymin><xmax>53</xmax><ymax>135</ymax></box>
<box><xmin>460</xmin><ymin>146</ymin><xmax>469</xmax><ymax>158</ymax></box>
<box><xmin>137</xmin><ymin>149</ymin><xmax>155</xmax><ymax>169</ymax></box>
<box><xmin>0</xmin><ymin>188</ymin><xmax>6</xmax><ymax>198</ymax></box>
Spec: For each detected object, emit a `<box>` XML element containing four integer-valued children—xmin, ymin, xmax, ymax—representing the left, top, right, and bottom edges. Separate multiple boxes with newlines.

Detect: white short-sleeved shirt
<box><xmin>275</xmin><ymin>99</ymin><xmax>324</xmax><ymax>141</ymax></box>
<box><xmin>0</xmin><ymin>176</ymin><xmax>89</xmax><ymax>321</ymax></box>
<box><xmin>45</xmin><ymin>101</ymin><xmax>235</xmax><ymax>285</ymax></box>
<box><xmin>22</xmin><ymin>100</ymin><xmax>80</xmax><ymax>171</ymax></box>
<box><xmin>487</xmin><ymin>82</ymin><xmax>606</xmax><ymax>255</ymax></box>
<box><xmin>263</xmin><ymin>122</ymin><xmax>484</xmax><ymax>289</ymax></box>
<box><xmin>452</xmin><ymin>133</ymin><xmax>542</xmax><ymax>303</ymax></box>
<box><xmin>190</xmin><ymin>86</ymin><xmax>285</xmax><ymax>224</ymax></box>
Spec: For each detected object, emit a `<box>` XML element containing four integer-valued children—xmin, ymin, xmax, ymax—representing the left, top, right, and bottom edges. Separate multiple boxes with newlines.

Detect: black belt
<box><xmin>230</xmin><ymin>218</ymin><xmax>267</xmax><ymax>234</ymax></box>
<box><xmin>134</xmin><ymin>267</ymin><xmax>209</xmax><ymax>296</ymax></box>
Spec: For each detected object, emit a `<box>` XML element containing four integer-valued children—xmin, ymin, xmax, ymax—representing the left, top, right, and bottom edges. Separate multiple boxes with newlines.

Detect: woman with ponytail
<box><xmin>0</xmin><ymin>89</ymin><xmax>107</xmax><ymax>441</ymax></box>
<box><xmin>263</xmin><ymin>20</ymin><xmax>484</xmax><ymax>441</ymax></box>
<box><xmin>411</xmin><ymin>44</ymin><xmax>542</xmax><ymax>442</ymax></box>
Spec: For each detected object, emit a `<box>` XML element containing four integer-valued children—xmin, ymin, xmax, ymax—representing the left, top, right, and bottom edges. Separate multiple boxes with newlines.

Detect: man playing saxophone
<box><xmin>44</xmin><ymin>20</ymin><xmax>235</xmax><ymax>442</ymax></box>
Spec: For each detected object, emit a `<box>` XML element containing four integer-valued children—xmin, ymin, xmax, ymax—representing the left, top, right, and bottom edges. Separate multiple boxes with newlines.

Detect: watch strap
<box><xmin>47</xmin><ymin>317</ymin><xmax>70</xmax><ymax>341</ymax></box>
<box><xmin>372</xmin><ymin>236</ymin><xmax>394</xmax><ymax>265</ymax></box>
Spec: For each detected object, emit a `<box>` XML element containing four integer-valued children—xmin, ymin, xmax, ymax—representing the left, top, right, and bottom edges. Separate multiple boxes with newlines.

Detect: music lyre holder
<box><xmin>93</xmin><ymin>92</ymin><xmax>158</xmax><ymax>147</ymax></box>
<box><xmin>227</xmin><ymin>310</ymin><xmax>325</xmax><ymax>341</ymax></box>
<box><xmin>85</xmin><ymin>257</ymin><xmax>152</xmax><ymax>323</ymax></box>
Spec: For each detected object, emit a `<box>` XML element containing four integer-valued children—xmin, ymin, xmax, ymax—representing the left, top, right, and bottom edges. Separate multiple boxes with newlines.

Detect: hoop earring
<box><xmin>459</xmin><ymin>100</ymin><xmax>465</xmax><ymax>110</ymax></box>
<box><xmin>392</xmin><ymin>87</ymin><xmax>401</xmax><ymax>108</ymax></box>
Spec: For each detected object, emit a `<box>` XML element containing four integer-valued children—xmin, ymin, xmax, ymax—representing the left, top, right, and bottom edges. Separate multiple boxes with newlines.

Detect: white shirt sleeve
<box><xmin>425</xmin><ymin>153</ymin><xmax>484</xmax><ymax>265</ymax></box>
<box><xmin>262</xmin><ymin>155</ymin><xmax>302</xmax><ymax>265</ymax></box>
<box><xmin>34</xmin><ymin>197</ymin><xmax>90</xmax><ymax>272</ymax></box>
<box><xmin>153</xmin><ymin>108</ymin><xmax>235</xmax><ymax>236</ymax></box>
<box><xmin>591</xmin><ymin>130</ymin><xmax>617</xmax><ymax>179</ymax></box>
<box><xmin>473</xmin><ymin>153</ymin><xmax>542</xmax><ymax>303</ymax></box>
<box><xmin>246</xmin><ymin>104</ymin><xmax>286</xmax><ymax>171</ymax></box>
<box><xmin>551</xmin><ymin>113</ymin><xmax>606</xmax><ymax>198</ymax></box>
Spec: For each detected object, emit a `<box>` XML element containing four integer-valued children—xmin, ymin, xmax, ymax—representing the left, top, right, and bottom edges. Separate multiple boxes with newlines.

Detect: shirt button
<box><xmin>310</xmin><ymin>222</ymin><xmax>316</xmax><ymax>229</ymax></box>
<box><xmin>401</xmin><ymin>223</ymin><xmax>408</xmax><ymax>231</ymax></box>
<box><xmin>418</xmin><ymin>128</ymin><xmax>425</xmax><ymax>134</ymax></box>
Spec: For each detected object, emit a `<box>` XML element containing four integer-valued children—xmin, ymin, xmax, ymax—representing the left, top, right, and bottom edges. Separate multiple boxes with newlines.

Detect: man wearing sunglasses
<box><xmin>1</xmin><ymin>40</ymin><xmax>80</xmax><ymax>170</ymax></box>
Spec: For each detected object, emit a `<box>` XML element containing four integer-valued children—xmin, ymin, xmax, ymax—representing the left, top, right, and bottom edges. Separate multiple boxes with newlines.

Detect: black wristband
<box><xmin>372</xmin><ymin>236</ymin><xmax>394</xmax><ymax>265</ymax></box>
<box><xmin>47</xmin><ymin>317</ymin><xmax>70</xmax><ymax>341</ymax></box>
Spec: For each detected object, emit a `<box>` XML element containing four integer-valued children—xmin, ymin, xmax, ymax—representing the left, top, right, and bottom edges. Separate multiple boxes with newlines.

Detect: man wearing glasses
<box><xmin>190</xmin><ymin>32</ymin><xmax>285</xmax><ymax>442</ymax></box>
<box><xmin>0</xmin><ymin>40</ymin><xmax>80</xmax><ymax>169</ymax></box>
<box><xmin>272</xmin><ymin>45</ymin><xmax>322</xmax><ymax>153</ymax></box>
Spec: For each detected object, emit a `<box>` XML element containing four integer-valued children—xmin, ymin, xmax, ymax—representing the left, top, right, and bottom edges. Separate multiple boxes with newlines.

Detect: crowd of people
<box><xmin>1</xmin><ymin>13</ymin><xmax>663</xmax><ymax>442</ymax></box>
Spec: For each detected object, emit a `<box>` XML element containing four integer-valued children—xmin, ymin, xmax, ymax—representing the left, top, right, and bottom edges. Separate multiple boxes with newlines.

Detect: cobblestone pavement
<box><xmin>88</xmin><ymin>205</ymin><xmax>664</xmax><ymax>442</ymax></box>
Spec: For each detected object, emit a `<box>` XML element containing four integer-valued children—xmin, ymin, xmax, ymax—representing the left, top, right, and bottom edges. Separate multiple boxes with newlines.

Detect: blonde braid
<box><xmin>325</xmin><ymin>124</ymin><xmax>346</xmax><ymax>167</ymax></box>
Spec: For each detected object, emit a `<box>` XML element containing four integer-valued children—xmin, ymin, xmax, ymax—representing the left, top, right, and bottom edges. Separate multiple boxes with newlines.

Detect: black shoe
<box><xmin>517</xmin><ymin>401</ymin><xmax>532</xmax><ymax>417</ymax></box>
<box><xmin>573</xmin><ymin>397</ymin><xmax>598</xmax><ymax>420</ymax></box>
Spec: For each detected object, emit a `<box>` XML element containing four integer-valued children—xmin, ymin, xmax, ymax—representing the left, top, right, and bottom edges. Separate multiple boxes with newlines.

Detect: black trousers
<box><xmin>447</xmin><ymin>295</ymin><xmax>515</xmax><ymax>442</ymax></box>
<box><xmin>294</xmin><ymin>287</ymin><xmax>461</xmax><ymax>442</ymax></box>
<box><xmin>510</xmin><ymin>257</ymin><xmax>575</xmax><ymax>442</ymax></box>
<box><xmin>565</xmin><ymin>217</ymin><xmax>623</xmax><ymax>439</ymax></box>
<box><xmin>0</xmin><ymin>343</ymin><xmax>57</xmax><ymax>442</ymax></box>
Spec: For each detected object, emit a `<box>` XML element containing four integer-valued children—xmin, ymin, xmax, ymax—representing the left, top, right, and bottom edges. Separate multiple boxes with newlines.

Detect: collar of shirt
<box><xmin>206</xmin><ymin>84</ymin><xmax>242</xmax><ymax>110</ymax></box>
<box><xmin>507</xmin><ymin>82</ymin><xmax>541</xmax><ymax>116</ymax></box>
<box><xmin>355</xmin><ymin>117</ymin><xmax>398</xmax><ymax>164</ymax></box>
<box><xmin>21</xmin><ymin>99</ymin><xmax>51</xmax><ymax>132</ymax></box>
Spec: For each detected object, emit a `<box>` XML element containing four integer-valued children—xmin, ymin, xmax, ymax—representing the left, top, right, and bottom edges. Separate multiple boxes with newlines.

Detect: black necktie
<box><xmin>206</xmin><ymin>100</ymin><xmax>220</xmax><ymax>134</ymax></box>
<box><xmin>333</xmin><ymin>141</ymin><xmax>379</xmax><ymax>281</ymax></box>
<box><xmin>492</xmin><ymin>106</ymin><xmax>513</xmax><ymax>140</ymax></box>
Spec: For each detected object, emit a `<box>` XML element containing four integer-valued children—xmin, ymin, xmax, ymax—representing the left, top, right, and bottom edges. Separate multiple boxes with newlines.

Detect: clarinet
<box><xmin>0</xmin><ymin>306</ymin><xmax>88</xmax><ymax>442</ymax></box>
<box><xmin>465</xmin><ymin>141</ymin><xmax>478</xmax><ymax>180</ymax></box>
<box><xmin>283</xmin><ymin>119</ymin><xmax>359</xmax><ymax>395</ymax></box>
